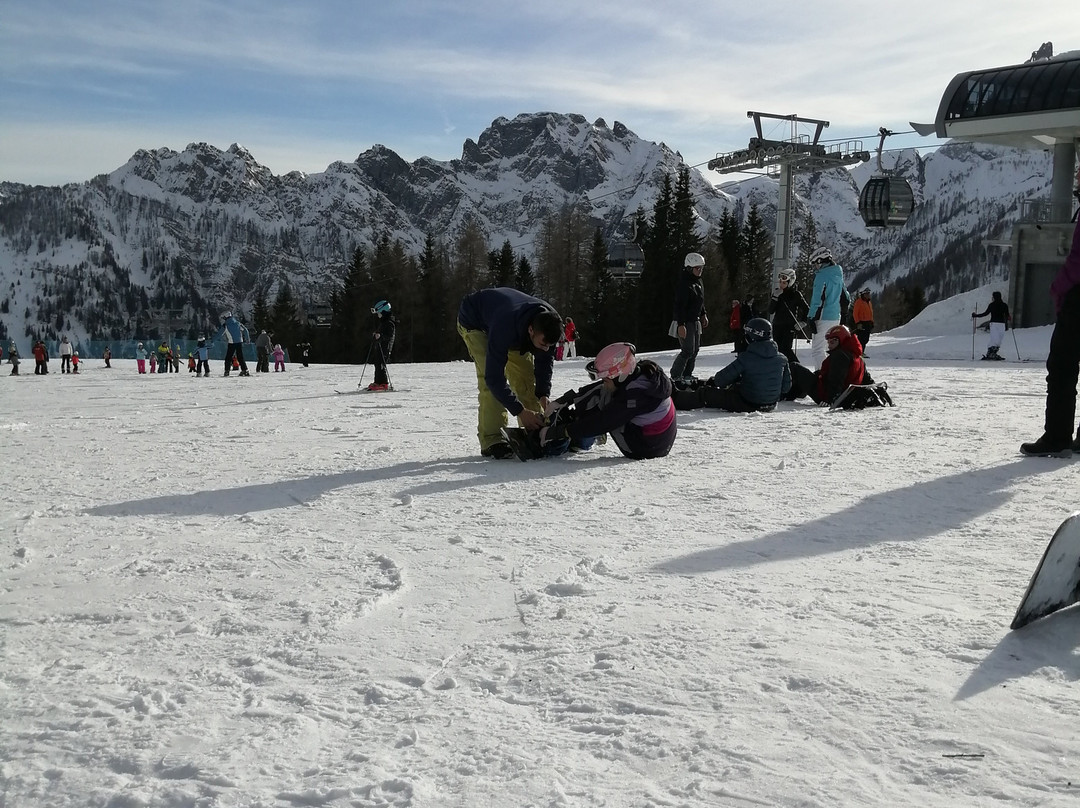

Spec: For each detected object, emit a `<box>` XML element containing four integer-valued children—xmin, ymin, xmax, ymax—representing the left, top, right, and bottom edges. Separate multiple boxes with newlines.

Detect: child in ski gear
<box><xmin>808</xmin><ymin>246</ymin><xmax>850</xmax><ymax>369</ymax></box>
<box><xmin>768</xmin><ymin>269</ymin><xmax>810</xmax><ymax>365</ymax></box>
<box><xmin>669</xmin><ymin>253</ymin><xmax>709</xmax><ymax>381</ymax></box>
<box><xmin>71</xmin><ymin>352</ymin><xmax>79</xmax><ymax>373</ymax></box>
<box><xmin>1022</xmin><ymin>170</ymin><xmax>1080</xmax><ymax>456</ymax></box>
<box><xmin>103</xmin><ymin>346</ymin><xmax>111</xmax><ymax>368</ymax></box>
<box><xmin>272</xmin><ymin>344</ymin><xmax>286</xmax><ymax>372</ymax></box>
<box><xmin>457</xmin><ymin>287</ymin><xmax>563</xmax><ymax>458</ymax></box>
<box><xmin>195</xmin><ymin>338</ymin><xmax>210</xmax><ymax>377</ymax></box>
<box><xmin>540</xmin><ymin>343</ymin><xmax>677</xmax><ymax>460</ymax></box>
<box><xmin>188</xmin><ymin>353</ymin><xmax>197</xmax><ymax>373</ymax></box>
<box><xmin>172</xmin><ymin>346</ymin><xmax>181</xmax><ymax>373</ymax></box>
<box><xmin>563</xmin><ymin>317</ymin><xmax>578</xmax><ymax>358</ymax></box>
<box><xmin>368</xmin><ymin>300</ymin><xmax>395</xmax><ymax>389</ymax></box>
<box><xmin>217</xmin><ymin>312</ymin><xmax>251</xmax><ymax>376</ymax></box>
<box><xmin>8</xmin><ymin>342</ymin><xmax>18</xmax><ymax>375</ymax></box>
<box><xmin>59</xmin><ymin>336</ymin><xmax>73</xmax><ymax>373</ymax></box>
<box><xmin>673</xmin><ymin>318</ymin><xmax>791</xmax><ymax>413</ymax></box>
<box><xmin>789</xmin><ymin>325</ymin><xmax>877</xmax><ymax>406</ymax></box>
<box><xmin>972</xmin><ymin>291</ymin><xmax>1010</xmax><ymax>360</ymax></box>
<box><xmin>852</xmin><ymin>288</ymin><xmax>874</xmax><ymax>349</ymax></box>
<box><xmin>136</xmin><ymin>342</ymin><xmax>148</xmax><ymax>374</ymax></box>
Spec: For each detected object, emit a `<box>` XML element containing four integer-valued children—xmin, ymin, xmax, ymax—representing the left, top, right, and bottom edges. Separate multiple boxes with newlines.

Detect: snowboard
<box><xmin>829</xmin><ymin>382</ymin><xmax>895</xmax><ymax>410</ymax></box>
<box><xmin>500</xmin><ymin>426</ymin><xmax>542</xmax><ymax>462</ymax></box>
<box><xmin>1011</xmin><ymin>512</ymin><xmax>1080</xmax><ymax>629</ymax></box>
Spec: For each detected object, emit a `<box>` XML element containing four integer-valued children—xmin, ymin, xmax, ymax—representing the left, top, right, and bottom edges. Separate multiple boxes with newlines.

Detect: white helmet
<box><xmin>809</xmin><ymin>246</ymin><xmax>834</xmax><ymax>265</ymax></box>
<box><xmin>777</xmin><ymin>268</ymin><xmax>796</xmax><ymax>283</ymax></box>
<box><xmin>684</xmin><ymin>252</ymin><xmax>705</xmax><ymax>268</ymax></box>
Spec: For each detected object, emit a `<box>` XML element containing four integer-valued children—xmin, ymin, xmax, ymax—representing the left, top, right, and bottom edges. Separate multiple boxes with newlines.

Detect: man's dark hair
<box><xmin>531</xmin><ymin>309</ymin><xmax>564</xmax><ymax>344</ymax></box>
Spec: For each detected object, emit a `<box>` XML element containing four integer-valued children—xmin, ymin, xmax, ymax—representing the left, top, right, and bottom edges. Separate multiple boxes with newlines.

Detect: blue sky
<box><xmin>2</xmin><ymin>0</ymin><xmax>1077</xmax><ymax>186</ymax></box>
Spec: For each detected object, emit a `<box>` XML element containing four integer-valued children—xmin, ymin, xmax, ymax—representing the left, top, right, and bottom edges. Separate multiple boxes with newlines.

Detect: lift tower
<box><xmin>709</xmin><ymin>112</ymin><xmax>869</xmax><ymax>282</ymax></box>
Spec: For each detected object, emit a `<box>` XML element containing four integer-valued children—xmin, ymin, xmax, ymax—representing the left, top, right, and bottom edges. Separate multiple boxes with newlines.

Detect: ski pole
<box><xmin>356</xmin><ymin>340</ymin><xmax>376</xmax><ymax>388</ymax></box>
<box><xmin>1011</xmin><ymin>324</ymin><xmax>1022</xmax><ymax>361</ymax></box>
<box><xmin>971</xmin><ymin>314</ymin><xmax>976</xmax><ymax>361</ymax></box>
<box><xmin>377</xmin><ymin>341</ymin><xmax>393</xmax><ymax>389</ymax></box>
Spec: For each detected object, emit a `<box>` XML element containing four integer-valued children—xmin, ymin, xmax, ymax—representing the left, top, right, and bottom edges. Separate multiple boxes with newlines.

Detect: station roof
<box><xmin>914</xmin><ymin>50</ymin><xmax>1080</xmax><ymax>149</ymax></box>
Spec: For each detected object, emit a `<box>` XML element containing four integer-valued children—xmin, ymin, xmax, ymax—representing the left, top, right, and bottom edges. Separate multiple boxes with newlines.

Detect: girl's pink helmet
<box><xmin>593</xmin><ymin>342</ymin><xmax>637</xmax><ymax>382</ymax></box>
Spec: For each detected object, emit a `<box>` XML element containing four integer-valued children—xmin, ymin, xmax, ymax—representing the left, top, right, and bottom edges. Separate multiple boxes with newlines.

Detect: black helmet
<box><xmin>744</xmin><ymin>317</ymin><xmax>773</xmax><ymax>343</ymax></box>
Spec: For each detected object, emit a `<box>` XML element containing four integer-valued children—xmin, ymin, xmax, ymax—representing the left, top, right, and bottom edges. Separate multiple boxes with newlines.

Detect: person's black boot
<box><xmin>1020</xmin><ymin>434</ymin><xmax>1072</xmax><ymax>458</ymax></box>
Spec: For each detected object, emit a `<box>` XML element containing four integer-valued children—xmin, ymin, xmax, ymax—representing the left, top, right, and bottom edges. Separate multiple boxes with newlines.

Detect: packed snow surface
<box><xmin>3</xmin><ymin>301</ymin><xmax>1079</xmax><ymax>807</ymax></box>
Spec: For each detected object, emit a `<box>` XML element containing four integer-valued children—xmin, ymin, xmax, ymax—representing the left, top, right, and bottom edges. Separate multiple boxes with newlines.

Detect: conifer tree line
<box><xmin>247</xmin><ymin>164</ymin><xmax>926</xmax><ymax>364</ymax></box>
<box><xmin>291</xmin><ymin>166</ymin><xmax>785</xmax><ymax>364</ymax></box>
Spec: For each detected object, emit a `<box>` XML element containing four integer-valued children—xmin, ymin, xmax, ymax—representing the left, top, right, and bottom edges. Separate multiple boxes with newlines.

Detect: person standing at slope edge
<box><xmin>669</xmin><ymin>252</ymin><xmax>709</xmax><ymax>383</ymax></box>
<box><xmin>972</xmin><ymin>291</ymin><xmax>1010</xmax><ymax>361</ymax></box>
<box><xmin>807</xmin><ymin>246</ymin><xmax>850</xmax><ymax>369</ymax></box>
<box><xmin>217</xmin><ymin>311</ymin><xmax>251</xmax><ymax>377</ymax></box>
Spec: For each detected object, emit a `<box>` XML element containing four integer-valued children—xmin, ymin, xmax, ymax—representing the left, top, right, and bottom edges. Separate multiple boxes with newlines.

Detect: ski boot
<box><xmin>1020</xmin><ymin>434</ymin><xmax>1072</xmax><ymax>458</ymax></box>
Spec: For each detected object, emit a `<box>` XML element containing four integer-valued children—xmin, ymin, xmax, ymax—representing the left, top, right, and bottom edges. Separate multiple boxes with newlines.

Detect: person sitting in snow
<box><xmin>672</xmin><ymin>318</ymin><xmax>791</xmax><ymax>413</ymax></box>
<box><xmin>533</xmin><ymin>342</ymin><xmax>677</xmax><ymax>461</ymax></box>
<box><xmin>788</xmin><ymin>324</ymin><xmax>890</xmax><ymax>408</ymax></box>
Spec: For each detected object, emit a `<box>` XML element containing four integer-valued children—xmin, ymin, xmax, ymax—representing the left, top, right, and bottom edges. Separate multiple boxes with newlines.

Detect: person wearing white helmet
<box><xmin>669</xmin><ymin>252</ymin><xmax>709</xmax><ymax>382</ymax></box>
<box><xmin>768</xmin><ymin>268</ymin><xmax>811</xmax><ymax>364</ymax></box>
<box><xmin>536</xmin><ymin>342</ymin><xmax>677</xmax><ymax>460</ymax></box>
<box><xmin>807</xmin><ymin>246</ymin><xmax>850</xmax><ymax>369</ymax></box>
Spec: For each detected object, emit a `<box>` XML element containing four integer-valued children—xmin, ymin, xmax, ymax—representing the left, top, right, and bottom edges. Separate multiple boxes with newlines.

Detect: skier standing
<box><xmin>255</xmin><ymin>330</ymin><xmax>272</xmax><ymax>373</ymax></box>
<box><xmin>367</xmin><ymin>300</ymin><xmax>396</xmax><ymax>390</ymax></box>
<box><xmin>807</xmin><ymin>246</ymin><xmax>850</xmax><ymax>370</ymax></box>
<box><xmin>669</xmin><ymin>252</ymin><xmax>709</xmax><ymax>382</ymax></box>
<box><xmin>769</xmin><ymin>269</ymin><xmax>810</xmax><ymax>364</ymax></box>
<box><xmin>972</xmin><ymin>291</ymin><xmax>1010</xmax><ymax>360</ymax></box>
<box><xmin>217</xmin><ymin>312</ymin><xmax>251</xmax><ymax>376</ymax></box>
<box><xmin>852</xmin><ymin>288</ymin><xmax>874</xmax><ymax>349</ymax></box>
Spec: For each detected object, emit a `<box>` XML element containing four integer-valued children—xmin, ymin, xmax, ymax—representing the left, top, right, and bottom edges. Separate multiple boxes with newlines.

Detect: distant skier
<box><xmin>852</xmin><ymin>288</ymin><xmax>874</xmax><ymax>349</ymax></box>
<box><xmin>807</xmin><ymin>246</ymin><xmax>850</xmax><ymax>370</ymax></box>
<box><xmin>972</xmin><ymin>291</ymin><xmax>1010</xmax><ymax>360</ymax></box>
<box><xmin>217</xmin><ymin>312</ymin><xmax>251</xmax><ymax>376</ymax></box>
<box><xmin>367</xmin><ymin>300</ymin><xmax>395</xmax><ymax>390</ymax></box>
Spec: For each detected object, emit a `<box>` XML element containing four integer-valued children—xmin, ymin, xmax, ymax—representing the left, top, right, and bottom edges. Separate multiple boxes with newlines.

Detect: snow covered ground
<box><xmin>3</xmin><ymin>290</ymin><xmax>1079</xmax><ymax>807</ymax></box>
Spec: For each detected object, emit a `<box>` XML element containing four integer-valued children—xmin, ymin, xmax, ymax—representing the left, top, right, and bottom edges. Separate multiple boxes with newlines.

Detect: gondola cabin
<box><xmin>606</xmin><ymin>241</ymin><xmax>645</xmax><ymax>279</ymax></box>
<box><xmin>858</xmin><ymin>176</ymin><xmax>916</xmax><ymax>227</ymax></box>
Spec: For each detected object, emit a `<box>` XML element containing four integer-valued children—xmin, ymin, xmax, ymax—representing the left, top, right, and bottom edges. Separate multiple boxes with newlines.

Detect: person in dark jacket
<box><xmin>669</xmin><ymin>252</ymin><xmax>709</xmax><ymax>381</ymax></box>
<box><xmin>255</xmin><ymin>330</ymin><xmax>272</xmax><ymax>373</ymax></box>
<box><xmin>539</xmin><ymin>343</ymin><xmax>677</xmax><ymax>460</ymax></box>
<box><xmin>673</xmin><ymin>318</ymin><xmax>791</xmax><ymax>413</ymax></box>
<box><xmin>769</xmin><ymin>269</ymin><xmax>810</xmax><ymax>365</ymax></box>
<box><xmin>972</xmin><ymin>291</ymin><xmax>1011</xmax><ymax>360</ymax></box>
<box><xmin>458</xmin><ymin>287</ymin><xmax>563</xmax><ymax>459</ymax></box>
<box><xmin>789</xmin><ymin>324</ymin><xmax>873</xmax><ymax>405</ymax></box>
<box><xmin>368</xmin><ymin>299</ymin><xmax>396</xmax><ymax>390</ymax></box>
<box><xmin>1021</xmin><ymin>173</ymin><xmax>1080</xmax><ymax>456</ymax></box>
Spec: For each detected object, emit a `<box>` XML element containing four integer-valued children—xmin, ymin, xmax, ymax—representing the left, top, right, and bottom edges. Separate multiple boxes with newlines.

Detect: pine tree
<box><xmin>739</xmin><ymin>204</ymin><xmax>773</xmax><ymax>317</ymax></box>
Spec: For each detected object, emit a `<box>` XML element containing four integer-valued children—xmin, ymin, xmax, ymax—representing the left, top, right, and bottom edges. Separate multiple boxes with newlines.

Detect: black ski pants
<box><xmin>1043</xmin><ymin>285</ymin><xmax>1080</xmax><ymax>442</ymax></box>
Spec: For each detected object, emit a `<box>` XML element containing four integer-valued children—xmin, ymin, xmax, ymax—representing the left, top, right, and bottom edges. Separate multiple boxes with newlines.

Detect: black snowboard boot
<box><xmin>1020</xmin><ymin>434</ymin><xmax>1072</xmax><ymax>458</ymax></box>
<box><xmin>481</xmin><ymin>442</ymin><xmax>514</xmax><ymax>460</ymax></box>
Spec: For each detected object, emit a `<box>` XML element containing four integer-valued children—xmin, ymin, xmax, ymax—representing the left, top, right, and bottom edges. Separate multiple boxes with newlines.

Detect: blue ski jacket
<box><xmin>458</xmin><ymin>287</ymin><xmax>559</xmax><ymax>415</ymax></box>
<box><xmin>809</xmin><ymin>263</ymin><xmax>849</xmax><ymax>322</ymax></box>
<box><xmin>709</xmin><ymin>339</ymin><xmax>792</xmax><ymax>406</ymax></box>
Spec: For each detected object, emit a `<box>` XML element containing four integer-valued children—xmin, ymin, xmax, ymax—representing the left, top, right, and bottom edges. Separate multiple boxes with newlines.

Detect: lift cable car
<box><xmin>605</xmin><ymin>217</ymin><xmax>645</xmax><ymax>279</ymax></box>
<box><xmin>858</xmin><ymin>127</ymin><xmax>916</xmax><ymax>227</ymax></box>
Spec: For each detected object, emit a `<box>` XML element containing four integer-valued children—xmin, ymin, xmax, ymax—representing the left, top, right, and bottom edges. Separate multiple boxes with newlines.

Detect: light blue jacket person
<box><xmin>809</xmin><ymin>260</ymin><xmax>849</xmax><ymax>323</ymax></box>
<box><xmin>217</xmin><ymin>314</ymin><xmax>250</xmax><ymax>344</ymax></box>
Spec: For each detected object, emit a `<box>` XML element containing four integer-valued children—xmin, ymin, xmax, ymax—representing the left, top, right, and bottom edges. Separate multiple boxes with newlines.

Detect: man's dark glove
<box><xmin>805</xmin><ymin>319</ymin><xmax>818</xmax><ymax>335</ymax></box>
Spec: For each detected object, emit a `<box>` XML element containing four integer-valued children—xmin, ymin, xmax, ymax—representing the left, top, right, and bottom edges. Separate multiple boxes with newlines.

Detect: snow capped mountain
<box><xmin>0</xmin><ymin>112</ymin><xmax>1057</xmax><ymax>344</ymax></box>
